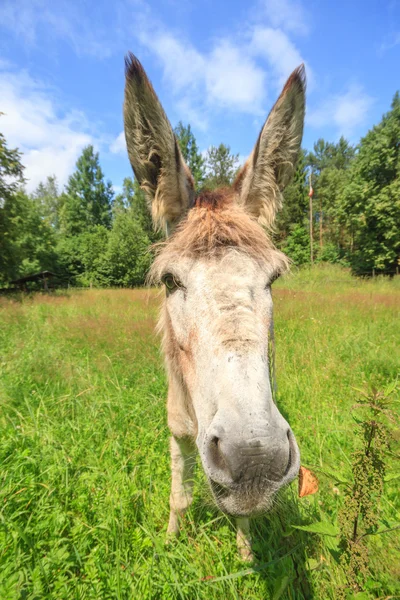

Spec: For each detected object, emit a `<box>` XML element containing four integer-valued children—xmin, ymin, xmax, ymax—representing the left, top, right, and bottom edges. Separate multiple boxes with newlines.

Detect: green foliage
<box><xmin>0</xmin><ymin>186</ymin><xmax>57</xmax><ymax>285</ymax></box>
<box><xmin>0</xmin><ymin>122</ymin><xmax>25</xmax><ymax>200</ymax></box>
<box><xmin>2</xmin><ymin>88</ymin><xmax>400</xmax><ymax>288</ymax></box>
<box><xmin>114</xmin><ymin>177</ymin><xmax>160</xmax><ymax>243</ymax></box>
<box><xmin>337</xmin><ymin>384</ymin><xmax>398</xmax><ymax>596</ymax></box>
<box><xmin>174</xmin><ymin>122</ymin><xmax>206</xmax><ymax>191</ymax></box>
<box><xmin>307</xmin><ymin>137</ymin><xmax>356</xmax><ymax>255</ymax></box>
<box><xmin>204</xmin><ymin>144</ymin><xmax>239</xmax><ymax>189</ymax></box>
<box><xmin>283</xmin><ymin>225</ymin><xmax>311</xmax><ymax>266</ymax></box>
<box><xmin>53</xmin><ymin>151</ymin><xmax>153</xmax><ymax>287</ymax></box>
<box><xmin>60</xmin><ymin>145</ymin><xmax>114</xmax><ymax>235</ymax></box>
<box><xmin>292</xmin><ymin>521</ymin><xmax>339</xmax><ymax>536</ymax></box>
<box><xmin>0</xmin><ymin>128</ymin><xmax>26</xmax><ymax>283</ymax></box>
<box><xmin>100</xmin><ymin>210</ymin><xmax>152</xmax><ymax>287</ymax></box>
<box><xmin>276</xmin><ymin>148</ymin><xmax>309</xmax><ymax>241</ymax></box>
<box><xmin>338</xmin><ymin>94</ymin><xmax>400</xmax><ymax>274</ymax></box>
<box><xmin>316</xmin><ymin>242</ymin><xmax>345</xmax><ymax>265</ymax></box>
<box><xmin>32</xmin><ymin>176</ymin><xmax>61</xmax><ymax>230</ymax></box>
<box><xmin>308</xmin><ymin>136</ymin><xmax>356</xmax><ymax>173</ymax></box>
<box><xmin>56</xmin><ymin>225</ymin><xmax>110</xmax><ymax>286</ymax></box>
<box><xmin>12</xmin><ymin>191</ymin><xmax>58</xmax><ymax>274</ymax></box>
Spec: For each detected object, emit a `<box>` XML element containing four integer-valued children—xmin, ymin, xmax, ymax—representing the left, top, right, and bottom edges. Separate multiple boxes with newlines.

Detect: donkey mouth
<box><xmin>209</xmin><ymin>473</ymin><xmax>281</xmax><ymax>516</ymax></box>
<box><xmin>209</xmin><ymin>478</ymin><xmax>277</xmax><ymax>516</ymax></box>
<box><xmin>208</xmin><ymin>433</ymin><xmax>300</xmax><ymax>517</ymax></box>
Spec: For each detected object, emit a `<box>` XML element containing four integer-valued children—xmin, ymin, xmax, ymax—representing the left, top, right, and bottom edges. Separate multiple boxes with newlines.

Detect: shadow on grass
<box><xmin>252</xmin><ymin>491</ymin><xmax>319</xmax><ymax>599</ymax></box>
<box><xmin>186</xmin><ymin>482</ymin><xmax>319</xmax><ymax>599</ymax></box>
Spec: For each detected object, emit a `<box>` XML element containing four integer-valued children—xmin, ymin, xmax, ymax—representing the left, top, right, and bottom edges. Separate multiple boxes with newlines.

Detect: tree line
<box><xmin>1</xmin><ymin>92</ymin><xmax>399</xmax><ymax>288</ymax></box>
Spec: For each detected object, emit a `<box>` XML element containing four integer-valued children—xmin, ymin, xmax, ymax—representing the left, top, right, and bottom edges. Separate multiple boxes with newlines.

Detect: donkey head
<box><xmin>124</xmin><ymin>54</ymin><xmax>305</xmax><ymax>517</ymax></box>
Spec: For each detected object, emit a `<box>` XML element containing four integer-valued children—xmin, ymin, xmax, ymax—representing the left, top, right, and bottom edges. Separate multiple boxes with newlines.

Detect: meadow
<box><xmin>0</xmin><ymin>265</ymin><xmax>399</xmax><ymax>600</ymax></box>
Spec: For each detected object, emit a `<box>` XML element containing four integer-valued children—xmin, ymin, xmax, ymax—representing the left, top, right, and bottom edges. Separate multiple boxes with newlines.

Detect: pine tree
<box><xmin>276</xmin><ymin>148</ymin><xmax>309</xmax><ymax>240</ymax></box>
<box><xmin>33</xmin><ymin>176</ymin><xmax>61</xmax><ymax>229</ymax></box>
<box><xmin>174</xmin><ymin>122</ymin><xmax>205</xmax><ymax>191</ymax></box>
<box><xmin>60</xmin><ymin>145</ymin><xmax>113</xmax><ymax>235</ymax></box>
<box><xmin>306</xmin><ymin>137</ymin><xmax>355</xmax><ymax>261</ymax></box>
<box><xmin>204</xmin><ymin>144</ymin><xmax>239</xmax><ymax>189</ymax></box>
<box><xmin>114</xmin><ymin>176</ymin><xmax>160</xmax><ymax>242</ymax></box>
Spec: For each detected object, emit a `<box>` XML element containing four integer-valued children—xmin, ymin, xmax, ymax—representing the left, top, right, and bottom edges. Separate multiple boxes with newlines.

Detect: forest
<box><xmin>1</xmin><ymin>91</ymin><xmax>400</xmax><ymax>288</ymax></box>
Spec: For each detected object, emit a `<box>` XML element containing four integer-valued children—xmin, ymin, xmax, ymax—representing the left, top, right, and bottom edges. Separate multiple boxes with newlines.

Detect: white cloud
<box><xmin>0</xmin><ymin>0</ymin><xmax>114</xmax><ymax>58</ymax></box>
<box><xmin>333</xmin><ymin>88</ymin><xmax>373</xmax><ymax>131</ymax></box>
<box><xmin>124</xmin><ymin>0</ymin><xmax>314</xmax><ymax>125</ymax></box>
<box><xmin>206</xmin><ymin>41</ymin><xmax>266</xmax><ymax>113</ymax></box>
<box><xmin>308</xmin><ymin>85</ymin><xmax>374</xmax><ymax>137</ymax></box>
<box><xmin>138</xmin><ymin>30</ymin><xmax>205</xmax><ymax>94</ymax></box>
<box><xmin>1</xmin><ymin>0</ymin><xmax>311</xmax><ymax>132</ymax></box>
<box><xmin>251</xmin><ymin>27</ymin><xmax>310</xmax><ymax>88</ymax></box>
<box><xmin>134</xmin><ymin>18</ymin><xmax>267</xmax><ymax>119</ymax></box>
<box><xmin>1</xmin><ymin>0</ymin><xmax>375</xmax><ymax>174</ymax></box>
<box><xmin>262</xmin><ymin>0</ymin><xmax>309</xmax><ymax>35</ymax></box>
<box><xmin>136</xmin><ymin>14</ymin><xmax>308</xmax><ymax>122</ymax></box>
<box><xmin>110</xmin><ymin>131</ymin><xmax>126</xmax><ymax>155</ymax></box>
<box><xmin>175</xmin><ymin>98</ymin><xmax>209</xmax><ymax>132</ymax></box>
<box><xmin>0</xmin><ymin>67</ymin><xmax>96</xmax><ymax>191</ymax></box>
<box><xmin>378</xmin><ymin>31</ymin><xmax>400</xmax><ymax>55</ymax></box>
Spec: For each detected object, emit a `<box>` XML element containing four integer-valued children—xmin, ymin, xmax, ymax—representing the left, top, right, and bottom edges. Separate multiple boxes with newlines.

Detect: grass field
<box><xmin>0</xmin><ymin>265</ymin><xmax>399</xmax><ymax>599</ymax></box>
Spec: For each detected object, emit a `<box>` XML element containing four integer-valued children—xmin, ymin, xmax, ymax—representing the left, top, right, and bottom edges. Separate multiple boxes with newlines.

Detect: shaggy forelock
<box><xmin>148</xmin><ymin>189</ymin><xmax>290</xmax><ymax>284</ymax></box>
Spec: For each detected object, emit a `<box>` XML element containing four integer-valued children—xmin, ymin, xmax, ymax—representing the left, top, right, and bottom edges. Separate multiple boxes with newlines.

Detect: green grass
<box><xmin>0</xmin><ymin>265</ymin><xmax>399</xmax><ymax>599</ymax></box>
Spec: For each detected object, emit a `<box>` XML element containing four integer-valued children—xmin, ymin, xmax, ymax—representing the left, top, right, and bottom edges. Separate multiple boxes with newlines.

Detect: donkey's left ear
<box><xmin>234</xmin><ymin>65</ymin><xmax>306</xmax><ymax>228</ymax></box>
<box><xmin>124</xmin><ymin>53</ymin><xmax>195</xmax><ymax>233</ymax></box>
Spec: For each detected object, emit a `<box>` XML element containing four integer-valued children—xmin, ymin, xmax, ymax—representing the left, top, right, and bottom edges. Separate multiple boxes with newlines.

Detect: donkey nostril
<box><xmin>284</xmin><ymin>430</ymin><xmax>294</xmax><ymax>476</ymax></box>
<box><xmin>211</xmin><ymin>436</ymin><xmax>220</xmax><ymax>449</ymax></box>
<box><xmin>209</xmin><ymin>436</ymin><xmax>227</xmax><ymax>472</ymax></box>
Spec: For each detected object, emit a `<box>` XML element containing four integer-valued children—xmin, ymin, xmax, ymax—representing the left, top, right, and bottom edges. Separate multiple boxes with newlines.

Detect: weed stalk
<box><xmin>337</xmin><ymin>384</ymin><xmax>397</xmax><ymax>595</ymax></box>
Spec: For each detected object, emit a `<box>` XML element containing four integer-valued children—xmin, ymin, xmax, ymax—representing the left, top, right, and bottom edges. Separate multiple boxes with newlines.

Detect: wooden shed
<box><xmin>10</xmin><ymin>271</ymin><xmax>56</xmax><ymax>291</ymax></box>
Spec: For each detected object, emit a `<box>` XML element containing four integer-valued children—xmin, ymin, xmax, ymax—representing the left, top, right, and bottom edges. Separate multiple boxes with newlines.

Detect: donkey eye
<box><xmin>162</xmin><ymin>273</ymin><xmax>180</xmax><ymax>292</ymax></box>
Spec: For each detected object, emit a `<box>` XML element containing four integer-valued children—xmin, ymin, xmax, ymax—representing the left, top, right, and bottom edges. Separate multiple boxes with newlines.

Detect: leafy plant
<box><xmin>337</xmin><ymin>382</ymin><xmax>399</xmax><ymax>596</ymax></box>
<box><xmin>283</xmin><ymin>224</ymin><xmax>311</xmax><ymax>265</ymax></box>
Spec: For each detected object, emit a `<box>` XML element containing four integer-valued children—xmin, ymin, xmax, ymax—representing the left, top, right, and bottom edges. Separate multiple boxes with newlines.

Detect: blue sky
<box><xmin>1</xmin><ymin>0</ymin><xmax>399</xmax><ymax>193</ymax></box>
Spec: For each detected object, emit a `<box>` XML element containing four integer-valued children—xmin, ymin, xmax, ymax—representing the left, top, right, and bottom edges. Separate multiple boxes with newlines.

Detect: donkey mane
<box><xmin>149</xmin><ymin>189</ymin><xmax>290</xmax><ymax>284</ymax></box>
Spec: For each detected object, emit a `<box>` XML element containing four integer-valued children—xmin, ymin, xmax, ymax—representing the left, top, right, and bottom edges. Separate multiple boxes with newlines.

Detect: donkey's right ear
<box><xmin>234</xmin><ymin>65</ymin><xmax>306</xmax><ymax>229</ymax></box>
<box><xmin>123</xmin><ymin>53</ymin><xmax>195</xmax><ymax>233</ymax></box>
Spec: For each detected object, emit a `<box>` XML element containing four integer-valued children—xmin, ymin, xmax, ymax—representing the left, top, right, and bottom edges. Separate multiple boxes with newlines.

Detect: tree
<box><xmin>56</xmin><ymin>226</ymin><xmax>109</xmax><ymax>286</ymax></box>
<box><xmin>0</xmin><ymin>128</ymin><xmax>27</xmax><ymax>283</ymax></box>
<box><xmin>307</xmin><ymin>137</ymin><xmax>355</xmax><ymax>258</ymax></box>
<box><xmin>114</xmin><ymin>177</ymin><xmax>160</xmax><ymax>242</ymax></box>
<box><xmin>0</xmin><ymin>125</ymin><xmax>60</xmax><ymax>284</ymax></box>
<box><xmin>276</xmin><ymin>148</ymin><xmax>309</xmax><ymax>243</ymax></box>
<box><xmin>100</xmin><ymin>210</ymin><xmax>152</xmax><ymax>287</ymax></box>
<box><xmin>203</xmin><ymin>144</ymin><xmax>239</xmax><ymax>189</ymax></box>
<box><xmin>283</xmin><ymin>224</ymin><xmax>311</xmax><ymax>266</ymax></box>
<box><xmin>338</xmin><ymin>93</ymin><xmax>400</xmax><ymax>274</ymax></box>
<box><xmin>174</xmin><ymin>122</ymin><xmax>205</xmax><ymax>191</ymax></box>
<box><xmin>1</xmin><ymin>187</ymin><xmax>57</xmax><ymax>285</ymax></box>
<box><xmin>60</xmin><ymin>145</ymin><xmax>114</xmax><ymax>235</ymax></box>
<box><xmin>32</xmin><ymin>176</ymin><xmax>61</xmax><ymax>229</ymax></box>
<box><xmin>0</xmin><ymin>124</ymin><xmax>24</xmax><ymax>202</ymax></box>
<box><xmin>13</xmin><ymin>191</ymin><xmax>58</xmax><ymax>277</ymax></box>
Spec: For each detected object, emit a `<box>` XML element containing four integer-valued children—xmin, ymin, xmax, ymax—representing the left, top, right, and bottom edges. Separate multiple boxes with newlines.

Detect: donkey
<box><xmin>123</xmin><ymin>53</ymin><xmax>306</xmax><ymax>561</ymax></box>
